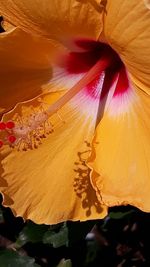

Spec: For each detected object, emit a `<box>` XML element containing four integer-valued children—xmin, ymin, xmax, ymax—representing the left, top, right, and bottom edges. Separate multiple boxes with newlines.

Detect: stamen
<box><xmin>11</xmin><ymin>109</ymin><xmax>53</xmax><ymax>151</ymax></box>
<box><xmin>56</xmin><ymin>111</ymin><xmax>66</xmax><ymax>124</ymax></box>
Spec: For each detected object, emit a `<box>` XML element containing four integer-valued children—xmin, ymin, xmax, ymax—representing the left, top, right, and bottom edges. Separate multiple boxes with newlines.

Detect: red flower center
<box><xmin>65</xmin><ymin>39</ymin><xmax>129</xmax><ymax>99</ymax></box>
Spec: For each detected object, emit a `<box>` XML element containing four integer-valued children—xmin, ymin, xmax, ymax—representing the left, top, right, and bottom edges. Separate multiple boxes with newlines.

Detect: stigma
<box><xmin>0</xmin><ymin>121</ymin><xmax>16</xmax><ymax>148</ymax></box>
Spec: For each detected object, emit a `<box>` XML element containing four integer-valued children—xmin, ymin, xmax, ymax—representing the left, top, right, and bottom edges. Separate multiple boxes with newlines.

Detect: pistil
<box><xmin>1</xmin><ymin>40</ymin><xmax>126</xmax><ymax>151</ymax></box>
<box><xmin>4</xmin><ymin>54</ymin><xmax>113</xmax><ymax>151</ymax></box>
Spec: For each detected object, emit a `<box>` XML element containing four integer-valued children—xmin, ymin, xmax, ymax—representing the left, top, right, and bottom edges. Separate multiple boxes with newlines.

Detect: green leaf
<box><xmin>109</xmin><ymin>210</ymin><xmax>134</xmax><ymax>219</ymax></box>
<box><xmin>0</xmin><ymin>250</ymin><xmax>40</xmax><ymax>267</ymax></box>
<box><xmin>84</xmin><ymin>241</ymin><xmax>98</xmax><ymax>265</ymax></box>
<box><xmin>57</xmin><ymin>259</ymin><xmax>72</xmax><ymax>267</ymax></box>
<box><xmin>43</xmin><ymin>223</ymin><xmax>68</xmax><ymax>248</ymax></box>
<box><xmin>16</xmin><ymin>221</ymin><xmax>48</xmax><ymax>248</ymax></box>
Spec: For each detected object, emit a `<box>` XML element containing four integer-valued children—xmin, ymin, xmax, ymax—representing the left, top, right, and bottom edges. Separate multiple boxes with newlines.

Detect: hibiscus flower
<box><xmin>0</xmin><ymin>0</ymin><xmax>149</xmax><ymax>224</ymax></box>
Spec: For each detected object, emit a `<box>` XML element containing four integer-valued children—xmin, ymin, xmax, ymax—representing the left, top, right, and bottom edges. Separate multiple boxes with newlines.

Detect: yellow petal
<box><xmin>88</xmin><ymin>83</ymin><xmax>150</xmax><ymax>212</ymax></box>
<box><xmin>0</xmin><ymin>27</ymin><xmax>60</xmax><ymax>114</ymax></box>
<box><xmin>103</xmin><ymin>0</ymin><xmax>150</xmax><ymax>94</ymax></box>
<box><xmin>0</xmin><ymin>0</ymin><xmax>103</xmax><ymax>40</ymax></box>
<box><xmin>0</xmin><ymin>88</ymin><xmax>107</xmax><ymax>224</ymax></box>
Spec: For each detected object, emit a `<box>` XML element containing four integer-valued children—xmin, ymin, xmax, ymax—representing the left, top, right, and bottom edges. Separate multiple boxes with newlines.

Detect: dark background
<box><xmin>0</xmin><ymin>194</ymin><xmax>150</xmax><ymax>267</ymax></box>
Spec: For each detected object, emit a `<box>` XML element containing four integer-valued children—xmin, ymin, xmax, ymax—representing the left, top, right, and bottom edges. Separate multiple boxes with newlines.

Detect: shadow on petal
<box><xmin>73</xmin><ymin>141</ymin><xmax>104</xmax><ymax>217</ymax></box>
